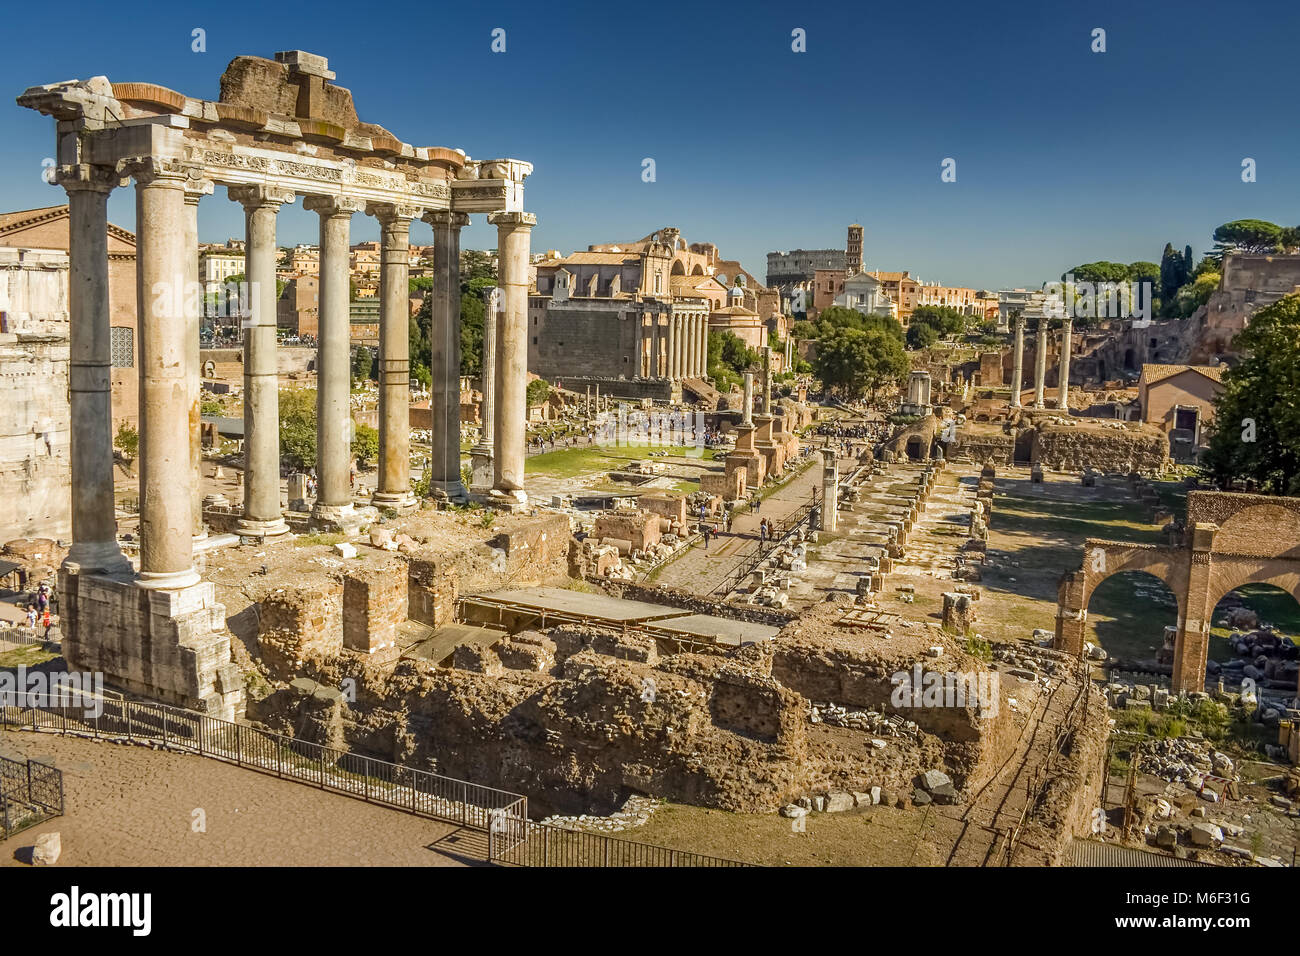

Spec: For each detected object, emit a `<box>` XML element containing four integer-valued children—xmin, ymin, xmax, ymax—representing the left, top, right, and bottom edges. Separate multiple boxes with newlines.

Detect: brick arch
<box><xmin>1204</xmin><ymin>562</ymin><xmax>1300</xmax><ymax>622</ymax></box>
<box><xmin>1076</xmin><ymin>541</ymin><xmax>1186</xmax><ymax>617</ymax></box>
<box><xmin>1058</xmin><ymin>492</ymin><xmax>1300</xmax><ymax>693</ymax></box>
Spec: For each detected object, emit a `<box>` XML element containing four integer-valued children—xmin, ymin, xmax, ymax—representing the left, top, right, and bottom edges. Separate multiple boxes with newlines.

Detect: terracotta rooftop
<box><xmin>1139</xmin><ymin>364</ymin><xmax>1225</xmax><ymax>386</ymax></box>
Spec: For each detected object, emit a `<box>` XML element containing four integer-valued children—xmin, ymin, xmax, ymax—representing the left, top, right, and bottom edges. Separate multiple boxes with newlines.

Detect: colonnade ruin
<box><xmin>19</xmin><ymin>52</ymin><xmax>534</xmax><ymax>719</ymax></box>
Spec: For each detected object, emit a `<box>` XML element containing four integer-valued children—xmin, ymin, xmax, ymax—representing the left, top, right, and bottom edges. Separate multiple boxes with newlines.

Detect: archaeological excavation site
<box><xmin>0</xmin><ymin>23</ymin><xmax>1296</xmax><ymax>897</ymax></box>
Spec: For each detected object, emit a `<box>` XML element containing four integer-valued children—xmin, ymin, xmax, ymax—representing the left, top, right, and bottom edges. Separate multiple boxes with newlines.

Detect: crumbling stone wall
<box><xmin>259</xmin><ymin>582</ymin><xmax>344</xmax><ymax>679</ymax></box>
<box><xmin>342</xmin><ymin>557</ymin><xmax>407</xmax><ymax>656</ymax></box>
<box><xmin>1033</xmin><ymin>422</ymin><xmax>1168</xmax><ymax>473</ymax></box>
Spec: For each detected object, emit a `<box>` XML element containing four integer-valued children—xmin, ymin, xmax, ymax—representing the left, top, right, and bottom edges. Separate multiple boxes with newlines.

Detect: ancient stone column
<box><xmin>667</xmin><ymin>315</ymin><xmax>679</xmax><ymax>379</ymax></box>
<box><xmin>742</xmin><ymin>372</ymin><xmax>754</xmax><ymax>426</ymax></box>
<box><xmin>183</xmin><ymin>179</ymin><xmax>213</xmax><ymax>542</ymax></box>
<box><xmin>230</xmin><ymin>184</ymin><xmax>294</xmax><ymax>538</ymax></box>
<box><xmin>1057</xmin><ymin>316</ymin><xmax>1073</xmax><ymax>414</ymax></box>
<box><xmin>650</xmin><ymin>312</ymin><xmax>661</xmax><ymax>378</ymax></box>
<box><xmin>305</xmin><ymin>195</ymin><xmax>363</xmax><ymax>527</ymax></box>
<box><xmin>135</xmin><ymin>162</ymin><xmax>200</xmax><ymax>589</ymax></box>
<box><xmin>820</xmin><ymin>449</ymin><xmax>838</xmax><ymax>532</ymax></box>
<box><xmin>488</xmin><ymin>211</ymin><xmax>535</xmax><ymax>502</ymax></box>
<box><xmin>58</xmin><ymin>164</ymin><xmax>130</xmax><ymax>575</ymax></box>
<box><xmin>698</xmin><ymin>316</ymin><xmax>709</xmax><ymax>377</ymax></box>
<box><xmin>762</xmin><ymin>345</ymin><xmax>773</xmax><ymax>414</ymax></box>
<box><xmin>370</xmin><ymin>202</ymin><xmax>422</xmax><ymax>511</ymax></box>
<box><xmin>1033</xmin><ymin>317</ymin><xmax>1048</xmax><ymax>409</ymax></box>
<box><xmin>470</xmin><ymin>288</ymin><xmax>499</xmax><ymax>495</ymax></box>
<box><xmin>1009</xmin><ymin>315</ymin><xmax>1024</xmax><ymax>408</ymax></box>
<box><xmin>425</xmin><ymin>210</ymin><xmax>471</xmax><ymax>500</ymax></box>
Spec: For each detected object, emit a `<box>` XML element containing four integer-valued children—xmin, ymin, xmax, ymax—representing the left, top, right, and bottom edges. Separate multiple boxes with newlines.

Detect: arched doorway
<box><xmin>1086</xmin><ymin>571</ymin><xmax>1180</xmax><ymax>666</ymax></box>
<box><xmin>671</xmin><ymin>260</ymin><xmax>685</xmax><ymax>276</ymax></box>
<box><xmin>905</xmin><ymin>437</ymin><xmax>923</xmax><ymax>461</ymax></box>
<box><xmin>1208</xmin><ymin>583</ymin><xmax>1300</xmax><ymax>698</ymax></box>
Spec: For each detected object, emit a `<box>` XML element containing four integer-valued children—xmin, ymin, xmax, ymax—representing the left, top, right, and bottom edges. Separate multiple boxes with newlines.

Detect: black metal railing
<box><xmin>0</xmin><ymin>754</ymin><xmax>63</xmax><ymax>839</ymax></box>
<box><xmin>489</xmin><ymin>817</ymin><xmax>751</xmax><ymax>867</ymax></box>
<box><xmin>0</xmin><ymin>693</ymin><xmax>752</xmax><ymax>867</ymax></box>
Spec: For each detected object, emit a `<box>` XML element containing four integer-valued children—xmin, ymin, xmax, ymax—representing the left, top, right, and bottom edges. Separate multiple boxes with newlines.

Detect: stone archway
<box><xmin>1055</xmin><ymin>492</ymin><xmax>1300</xmax><ymax>692</ymax></box>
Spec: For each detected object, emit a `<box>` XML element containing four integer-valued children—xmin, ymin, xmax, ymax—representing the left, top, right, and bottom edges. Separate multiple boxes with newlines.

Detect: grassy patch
<box><xmin>526</xmin><ymin>444</ymin><xmax>702</xmax><ymax>479</ymax></box>
<box><xmin>0</xmin><ymin>644</ymin><xmax>59</xmax><ymax>668</ymax></box>
<box><xmin>628</xmin><ymin>801</ymin><xmax>944</xmax><ymax>866</ymax></box>
<box><xmin>294</xmin><ymin>532</ymin><xmax>346</xmax><ymax>548</ymax></box>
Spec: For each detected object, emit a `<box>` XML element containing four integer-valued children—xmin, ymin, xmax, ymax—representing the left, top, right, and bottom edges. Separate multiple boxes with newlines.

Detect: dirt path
<box><xmin>649</xmin><ymin>453</ymin><xmax>825</xmax><ymax>595</ymax></box>
<box><xmin>0</xmin><ymin>731</ymin><xmax>479</xmax><ymax>867</ymax></box>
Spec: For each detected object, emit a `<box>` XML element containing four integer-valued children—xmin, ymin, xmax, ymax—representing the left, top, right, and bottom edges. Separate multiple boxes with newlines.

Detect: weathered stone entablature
<box><xmin>19</xmin><ymin>53</ymin><xmax>530</xmax><ymax>215</ymax></box>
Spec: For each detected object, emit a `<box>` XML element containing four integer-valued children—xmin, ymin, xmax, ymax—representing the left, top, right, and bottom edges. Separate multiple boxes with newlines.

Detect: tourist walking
<box><xmin>25</xmin><ymin>605</ymin><xmax>37</xmax><ymax>629</ymax></box>
<box><xmin>701</xmin><ymin>524</ymin><xmax>712</xmax><ymax>549</ymax></box>
<box><xmin>42</xmin><ymin>607</ymin><xmax>51</xmax><ymax>638</ymax></box>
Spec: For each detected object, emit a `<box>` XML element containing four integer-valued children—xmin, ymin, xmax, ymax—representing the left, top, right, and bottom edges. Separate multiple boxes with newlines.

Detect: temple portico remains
<box><xmin>19</xmin><ymin>51</ymin><xmax>534</xmax><ymax>718</ymax></box>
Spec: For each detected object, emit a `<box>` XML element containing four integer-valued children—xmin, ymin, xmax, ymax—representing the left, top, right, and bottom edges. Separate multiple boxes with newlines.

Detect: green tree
<box><xmin>908</xmin><ymin>305</ymin><xmax>966</xmax><ymax>337</ymax></box>
<box><xmin>1171</xmin><ymin>271</ymin><xmax>1220</xmax><ymax>318</ymax></box>
<box><xmin>1212</xmin><ymin>219</ymin><xmax>1283</xmax><ymax>256</ymax></box>
<box><xmin>351</xmin><ymin>345</ymin><xmax>375</xmax><ymax>384</ymax></box>
<box><xmin>906</xmin><ymin>321</ymin><xmax>939</xmax><ymax>350</ymax></box>
<box><xmin>460</xmin><ymin>290</ymin><xmax>486</xmax><ymax>377</ymax></box>
<box><xmin>526</xmin><ymin>378</ymin><xmax>551</xmax><ymax>407</ymax></box>
<box><xmin>810</xmin><ymin>305</ymin><xmax>903</xmax><ymax>342</ymax></box>
<box><xmin>351</xmin><ymin>422</ymin><xmax>378</xmax><ymax>464</ymax></box>
<box><xmin>1062</xmin><ymin>261</ymin><xmax>1131</xmax><ymax>285</ymax></box>
<box><xmin>461</xmin><ymin>249</ymin><xmax>496</xmax><ymax>284</ymax></box>
<box><xmin>279</xmin><ymin>388</ymin><xmax>318</xmax><ymax>470</ymax></box>
<box><xmin>814</xmin><ymin>327</ymin><xmax>909</xmax><ymax>400</ymax></box>
<box><xmin>1201</xmin><ymin>293</ymin><xmax>1300</xmax><ymax>493</ymax></box>
<box><xmin>114</xmin><ymin>423</ymin><xmax>139</xmax><ymax>462</ymax></box>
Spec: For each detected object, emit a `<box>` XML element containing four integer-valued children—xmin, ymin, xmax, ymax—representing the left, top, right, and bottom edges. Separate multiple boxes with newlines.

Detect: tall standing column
<box><xmin>305</xmin><ymin>196</ymin><xmax>363</xmax><ymax>527</ymax></box>
<box><xmin>650</xmin><ymin>313</ymin><xmax>661</xmax><ymax>378</ymax></box>
<box><xmin>488</xmin><ymin>211</ymin><xmax>535</xmax><ymax>502</ymax></box>
<box><xmin>135</xmin><ymin>162</ymin><xmax>200</xmax><ymax>589</ymax></box>
<box><xmin>469</xmin><ymin>288</ymin><xmax>499</xmax><ymax>495</ymax></box>
<box><xmin>762</xmin><ymin>345</ymin><xmax>773</xmax><ymax>415</ymax></box>
<box><xmin>1057</xmin><ymin>316</ymin><xmax>1073</xmax><ymax>414</ymax></box>
<box><xmin>58</xmin><ymin>165</ymin><xmax>130</xmax><ymax>575</ymax></box>
<box><xmin>369</xmin><ymin>202</ymin><xmax>422</xmax><ymax>511</ymax></box>
<box><xmin>1009</xmin><ymin>315</ymin><xmax>1024</xmax><ymax>408</ymax></box>
<box><xmin>698</xmin><ymin>316</ymin><xmax>709</xmax><ymax>376</ymax></box>
<box><xmin>667</xmin><ymin>314</ymin><xmax>679</xmax><ymax>379</ymax></box>
<box><xmin>425</xmin><ymin>209</ymin><xmax>471</xmax><ymax>500</ymax></box>
<box><xmin>183</xmin><ymin>179</ymin><xmax>213</xmax><ymax>542</ymax></box>
<box><xmin>742</xmin><ymin>372</ymin><xmax>754</xmax><ymax>426</ymax></box>
<box><xmin>230</xmin><ymin>185</ymin><xmax>294</xmax><ymax>538</ymax></box>
<box><xmin>685</xmin><ymin>316</ymin><xmax>697</xmax><ymax>377</ymax></box>
<box><xmin>1033</xmin><ymin>317</ymin><xmax>1048</xmax><ymax>409</ymax></box>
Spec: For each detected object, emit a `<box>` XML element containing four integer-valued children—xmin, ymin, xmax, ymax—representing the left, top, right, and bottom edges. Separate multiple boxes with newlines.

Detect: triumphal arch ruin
<box><xmin>18</xmin><ymin>51</ymin><xmax>534</xmax><ymax>719</ymax></box>
<box><xmin>1055</xmin><ymin>491</ymin><xmax>1300</xmax><ymax>692</ymax></box>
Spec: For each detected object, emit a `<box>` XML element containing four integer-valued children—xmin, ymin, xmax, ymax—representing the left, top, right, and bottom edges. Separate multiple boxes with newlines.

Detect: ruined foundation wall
<box><xmin>1033</xmin><ymin>423</ymin><xmax>1168</xmax><ymax>474</ymax></box>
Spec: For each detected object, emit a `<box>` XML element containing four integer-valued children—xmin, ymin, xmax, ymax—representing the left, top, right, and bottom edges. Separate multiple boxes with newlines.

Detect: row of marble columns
<box><xmin>1008</xmin><ymin>315</ymin><xmax>1073</xmax><ymax>412</ymax></box>
<box><xmin>637</xmin><ymin>312</ymin><xmax>708</xmax><ymax>380</ymax></box>
<box><xmin>58</xmin><ymin>159</ymin><xmax>533</xmax><ymax>589</ymax></box>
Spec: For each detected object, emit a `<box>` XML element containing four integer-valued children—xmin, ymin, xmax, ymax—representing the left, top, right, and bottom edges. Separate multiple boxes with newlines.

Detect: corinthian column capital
<box><xmin>229</xmin><ymin>183</ymin><xmax>296</xmax><ymax>210</ymax></box>
<box><xmin>53</xmin><ymin>163</ymin><xmax>118</xmax><ymax>195</ymax></box>
<box><xmin>487</xmin><ymin>210</ymin><xmax>537</xmax><ymax>229</ymax></box>
<box><xmin>422</xmin><ymin>209</ymin><xmax>470</xmax><ymax>229</ymax></box>
<box><xmin>368</xmin><ymin>201</ymin><xmax>424</xmax><ymax>226</ymax></box>
<box><xmin>304</xmin><ymin>194</ymin><xmax>365</xmax><ymax>218</ymax></box>
<box><xmin>117</xmin><ymin>155</ymin><xmax>200</xmax><ymax>189</ymax></box>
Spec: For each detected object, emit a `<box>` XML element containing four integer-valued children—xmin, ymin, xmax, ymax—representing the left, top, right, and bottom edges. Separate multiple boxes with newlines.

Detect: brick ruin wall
<box><xmin>1032</xmin><ymin>423</ymin><xmax>1168</xmax><ymax>473</ymax></box>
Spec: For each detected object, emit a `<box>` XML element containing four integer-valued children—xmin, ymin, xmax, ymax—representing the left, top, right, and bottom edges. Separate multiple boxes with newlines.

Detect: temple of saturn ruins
<box><xmin>18</xmin><ymin>51</ymin><xmax>533</xmax><ymax>719</ymax></box>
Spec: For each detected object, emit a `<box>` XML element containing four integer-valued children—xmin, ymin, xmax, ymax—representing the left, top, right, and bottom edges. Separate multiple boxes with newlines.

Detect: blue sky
<box><xmin>2</xmin><ymin>0</ymin><xmax>1297</xmax><ymax>289</ymax></box>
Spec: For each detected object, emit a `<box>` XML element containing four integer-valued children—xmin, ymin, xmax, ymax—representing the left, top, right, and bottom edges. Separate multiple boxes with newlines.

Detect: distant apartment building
<box><xmin>278</xmin><ymin>274</ymin><xmax>320</xmax><ymax>338</ymax></box>
<box><xmin>867</xmin><ymin>271</ymin><xmax>923</xmax><ymax>321</ymax></box>
<box><xmin>200</xmin><ymin>241</ymin><xmax>245</xmax><ymax>299</ymax></box>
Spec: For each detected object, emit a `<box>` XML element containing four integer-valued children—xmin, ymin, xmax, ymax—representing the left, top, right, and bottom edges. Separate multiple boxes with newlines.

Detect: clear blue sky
<box><xmin>2</xmin><ymin>0</ymin><xmax>1297</xmax><ymax>289</ymax></box>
